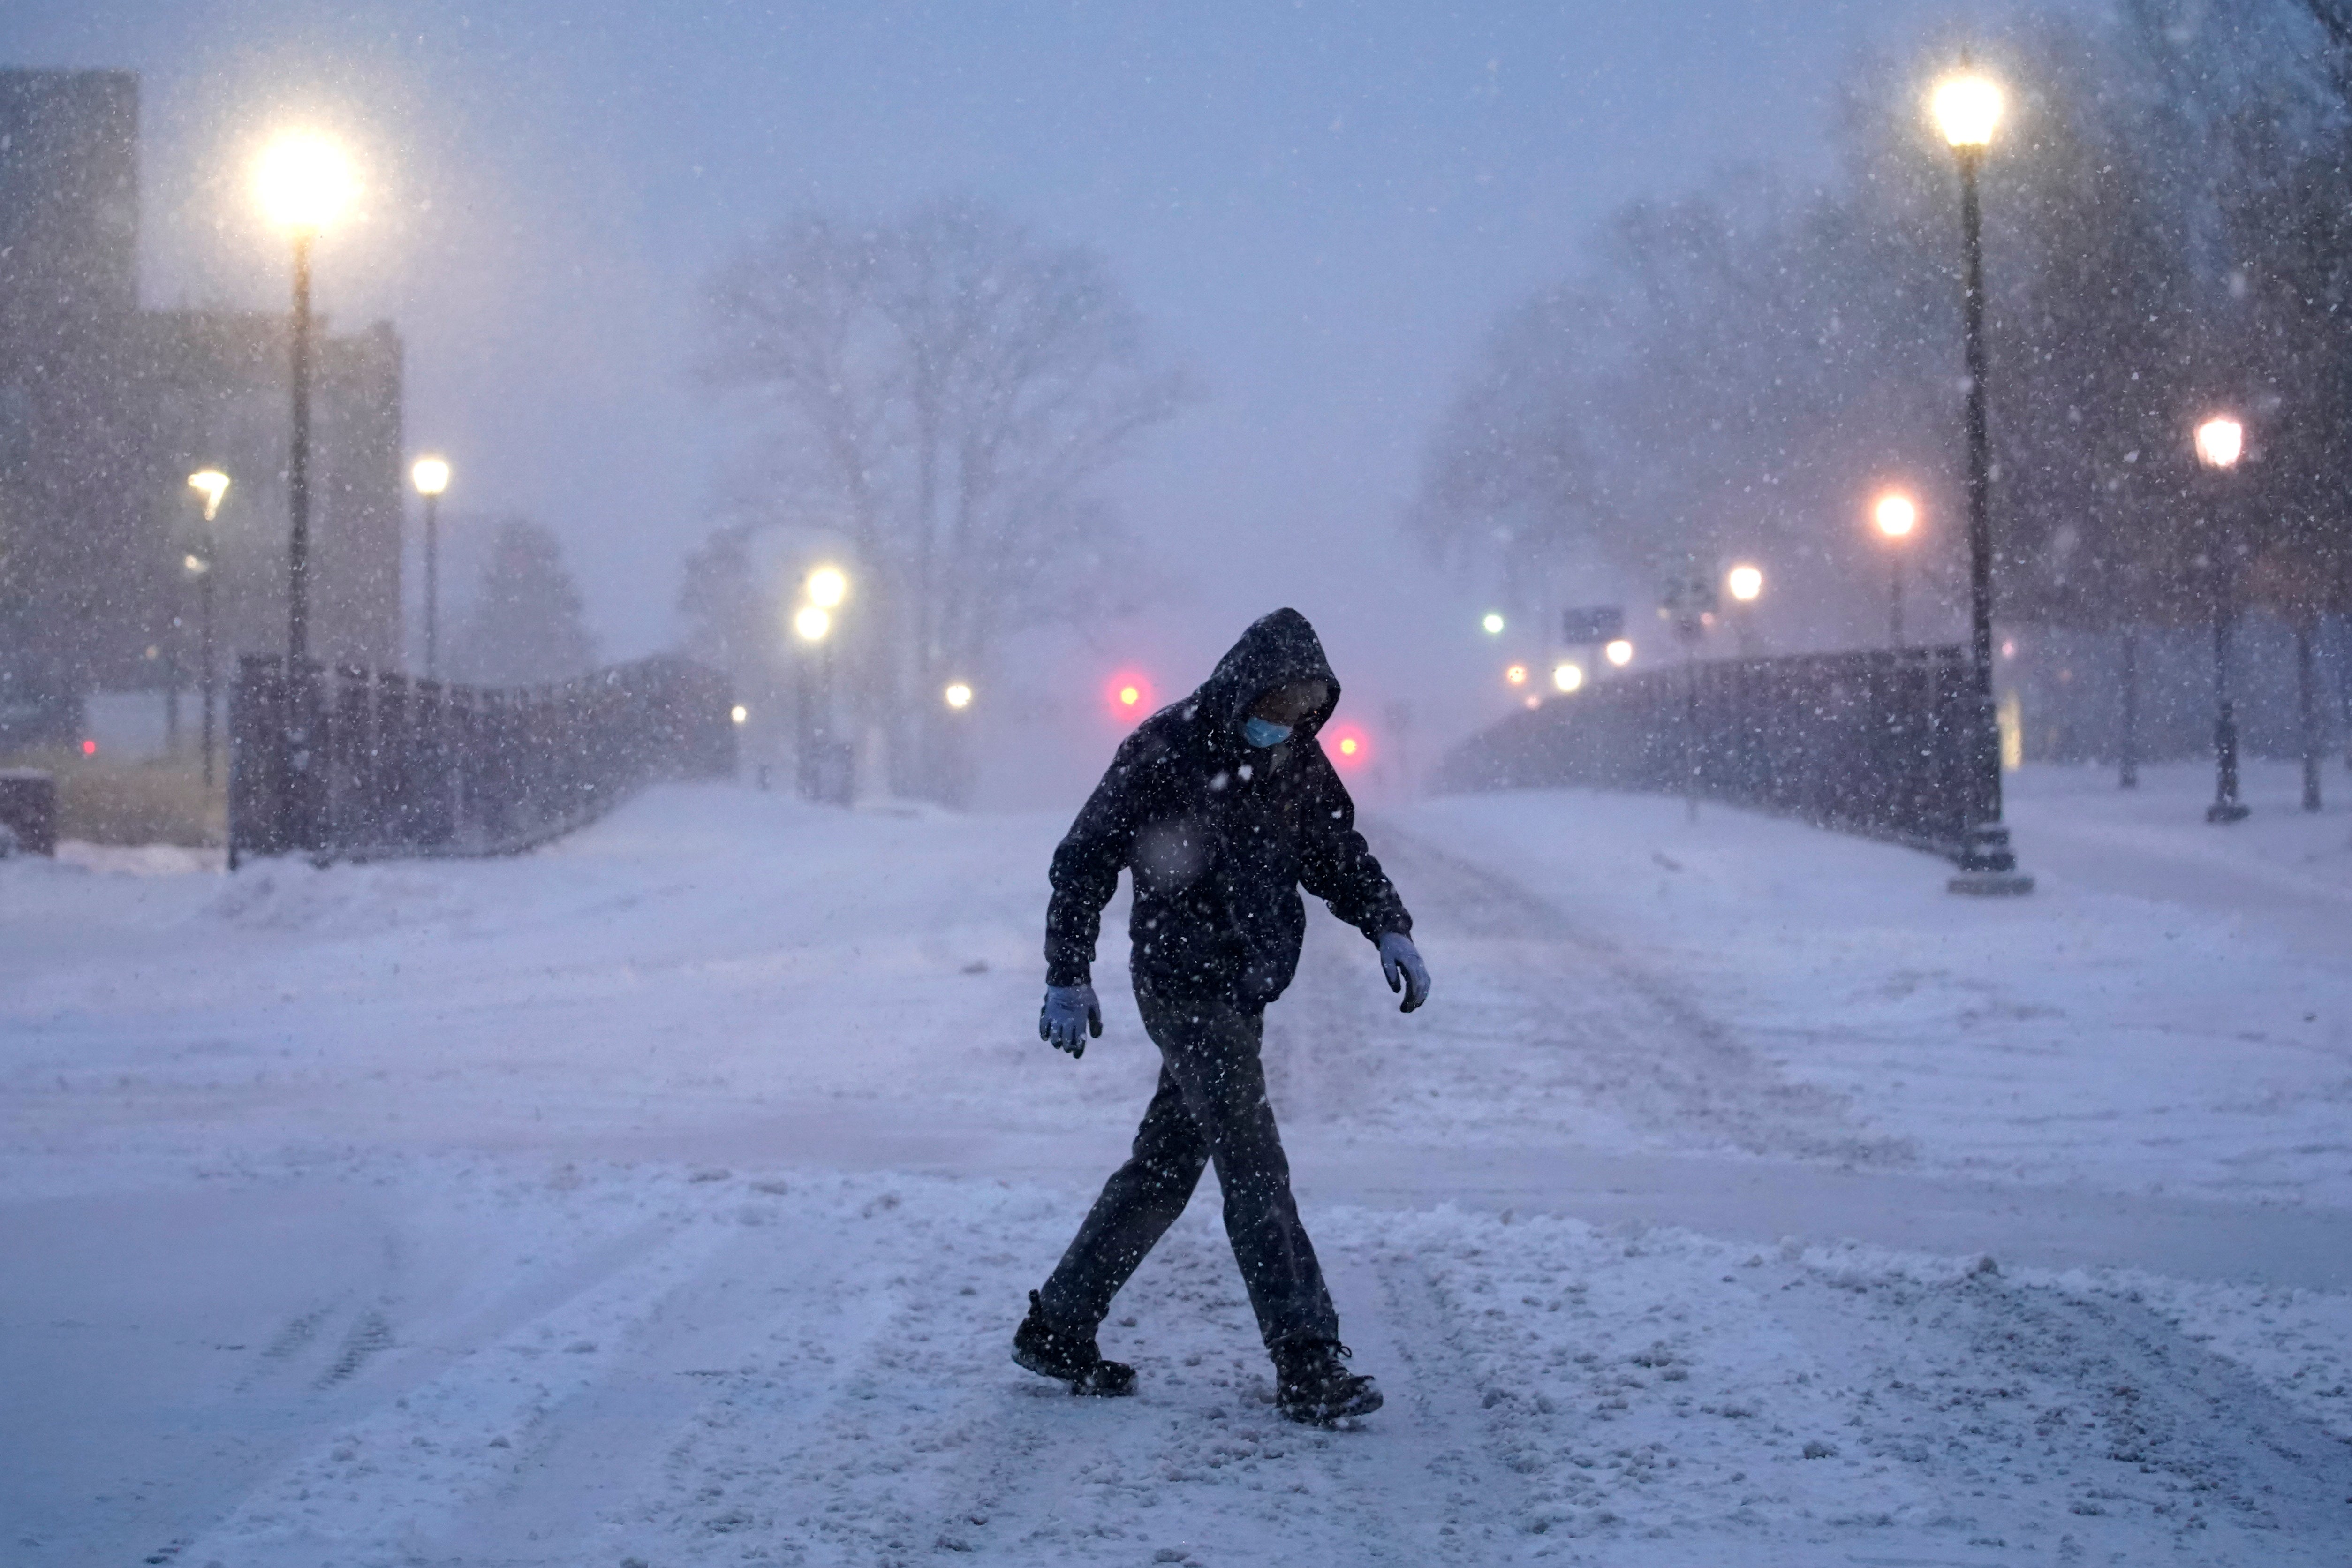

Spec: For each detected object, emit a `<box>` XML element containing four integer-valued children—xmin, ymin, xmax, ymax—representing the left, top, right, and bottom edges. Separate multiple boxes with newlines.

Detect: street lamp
<box><xmin>791</xmin><ymin>566</ymin><xmax>849</xmax><ymax>802</ymax></box>
<box><xmin>254</xmin><ymin>131</ymin><xmax>354</xmax><ymax>855</ymax></box>
<box><xmin>185</xmin><ymin>470</ymin><xmax>229</xmax><ymax>788</ymax></box>
<box><xmin>2194</xmin><ymin>414</ymin><xmax>2251</xmax><ymax>824</ymax></box>
<box><xmin>1504</xmin><ymin>663</ymin><xmax>1529</xmax><ymax>687</ymax></box>
<box><xmin>1551</xmin><ymin>661</ymin><xmax>1584</xmax><ymax>694</ymax></box>
<box><xmin>1725</xmin><ymin>564</ymin><xmax>1763</xmax><ymax>603</ymax></box>
<box><xmin>1874</xmin><ymin>492</ymin><xmax>1918</xmax><ymax>647</ymax></box>
<box><xmin>943</xmin><ymin>681</ymin><xmax>974</xmax><ymax>710</ymax></box>
<box><xmin>253</xmin><ymin>131</ymin><xmax>355</xmax><ymax>669</ymax></box>
<box><xmin>1604</xmin><ymin>638</ymin><xmax>1634</xmax><ymax>667</ymax></box>
<box><xmin>1932</xmin><ymin>66</ymin><xmax>2031</xmax><ymax>893</ymax></box>
<box><xmin>1481</xmin><ymin>611</ymin><xmax>1506</xmax><ymax>636</ymax></box>
<box><xmin>410</xmin><ymin>455</ymin><xmax>451</xmax><ymax>680</ymax></box>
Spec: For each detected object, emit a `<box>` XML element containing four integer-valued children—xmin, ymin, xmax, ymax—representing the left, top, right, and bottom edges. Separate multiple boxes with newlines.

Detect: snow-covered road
<box><xmin>4</xmin><ymin>773</ymin><xmax>2349</xmax><ymax>1565</ymax></box>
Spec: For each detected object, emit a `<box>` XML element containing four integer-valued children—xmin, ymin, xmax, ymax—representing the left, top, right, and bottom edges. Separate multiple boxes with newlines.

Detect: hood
<box><xmin>1192</xmin><ymin>607</ymin><xmax>1341</xmax><ymax>747</ymax></box>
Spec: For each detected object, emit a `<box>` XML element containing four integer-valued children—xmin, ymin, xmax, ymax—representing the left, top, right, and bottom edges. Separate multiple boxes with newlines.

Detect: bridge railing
<box><xmin>1437</xmin><ymin>644</ymin><xmax>1995</xmax><ymax>863</ymax></box>
<box><xmin>228</xmin><ymin>653</ymin><xmax>735</xmax><ymax>866</ymax></box>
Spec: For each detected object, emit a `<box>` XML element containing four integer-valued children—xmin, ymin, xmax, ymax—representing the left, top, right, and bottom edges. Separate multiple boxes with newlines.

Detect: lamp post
<box><xmin>254</xmin><ymin>133</ymin><xmax>354</xmax><ymax>853</ymax></box>
<box><xmin>794</xmin><ymin>564</ymin><xmax>850</xmax><ymax>803</ymax></box>
<box><xmin>1873</xmin><ymin>492</ymin><xmax>1918</xmax><ymax>647</ymax></box>
<box><xmin>1725</xmin><ymin>563</ymin><xmax>1763</xmax><ymax>655</ymax></box>
<box><xmin>186</xmin><ymin>470</ymin><xmax>229</xmax><ymax>788</ymax></box>
<box><xmin>410</xmin><ymin>455</ymin><xmax>451</xmax><ymax>679</ymax></box>
<box><xmin>254</xmin><ymin>134</ymin><xmax>355</xmax><ymax>667</ymax></box>
<box><xmin>2193</xmin><ymin>415</ymin><xmax>2251</xmax><ymax>824</ymax></box>
<box><xmin>1933</xmin><ymin>68</ymin><xmax>2031</xmax><ymax>894</ymax></box>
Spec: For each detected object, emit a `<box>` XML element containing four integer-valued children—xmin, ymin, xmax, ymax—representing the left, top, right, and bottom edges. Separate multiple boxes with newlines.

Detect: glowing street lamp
<box><xmin>409</xmin><ymin>454</ymin><xmax>451</xmax><ymax>679</ymax></box>
<box><xmin>943</xmin><ymin>681</ymin><xmax>974</xmax><ymax>710</ymax></box>
<box><xmin>1481</xmin><ymin>611</ymin><xmax>1506</xmax><ymax>636</ymax></box>
<box><xmin>806</xmin><ymin>565</ymin><xmax>849</xmax><ymax>609</ymax></box>
<box><xmin>253</xmin><ymin>131</ymin><xmax>355</xmax><ymax>671</ymax></box>
<box><xmin>1930</xmin><ymin>65</ymin><xmax>2029</xmax><ymax>892</ymax></box>
<box><xmin>1551</xmin><ymin>661</ymin><xmax>1585</xmax><ymax>694</ymax></box>
<box><xmin>793</xmin><ymin>604</ymin><xmax>832</xmax><ymax>643</ymax></box>
<box><xmin>1874</xmin><ymin>492</ymin><xmax>1919</xmax><ymax>647</ymax></box>
<box><xmin>1725</xmin><ymin>564</ymin><xmax>1764</xmax><ymax>603</ymax></box>
<box><xmin>2194</xmin><ymin>414</ymin><xmax>2251</xmax><ymax>824</ymax></box>
<box><xmin>1504</xmin><ymin>663</ymin><xmax>1529</xmax><ymax>687</ymax></box>
<box><xmin>730</xmin><ymin>704</ymin><xmax>749</xmax><ymax>725</ymax></box>
<box><xmin>1604</xmin><ymin>638</ymin><xmax>1634</xmax><ymax>667</ymax></box>
<box><xmin>185</xmin><ymin>470</ymin><xmax>230</xmax><ymax>787</ymax></box>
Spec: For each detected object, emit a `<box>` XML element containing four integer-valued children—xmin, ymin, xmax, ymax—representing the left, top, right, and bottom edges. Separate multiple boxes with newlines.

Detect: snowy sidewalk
<box><xmin>4</xmin><ymin>779</ymin><xmax>2349</xmax><ymax>1565</ymax></box>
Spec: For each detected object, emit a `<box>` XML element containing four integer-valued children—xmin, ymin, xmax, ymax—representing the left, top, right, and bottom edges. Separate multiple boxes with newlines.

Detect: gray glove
<box><xmin>1040</xmin><ymin>982</ymin><xmax>1103</xmax><ymax>1057</ymax></box>
<box><xmin>1377</xmin><ymin>932</ymin><xmax>1430</xmax><ymax>1013</ymax></box>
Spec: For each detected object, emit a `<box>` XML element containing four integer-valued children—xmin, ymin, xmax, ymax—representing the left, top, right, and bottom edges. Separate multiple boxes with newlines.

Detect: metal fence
<box><xmin>1437</xmin><ymin>644</ymin><xmax>1997</xmax><ymax>863</ymax></box>
<box><xmin>229</xmin><ymin>653</ymin><xmax>735</xmax><ymax>866</ymax></box>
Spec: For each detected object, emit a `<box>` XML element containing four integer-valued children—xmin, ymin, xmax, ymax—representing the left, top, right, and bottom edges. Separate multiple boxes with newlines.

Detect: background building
<box><xmin>0</xmin><ymin>67</ymin><xmax>402</xmax><ymax>746</ymax></box>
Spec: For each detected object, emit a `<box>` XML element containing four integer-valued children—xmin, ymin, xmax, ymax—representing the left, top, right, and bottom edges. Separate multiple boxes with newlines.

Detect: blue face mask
<box><xmin>1241</xmin><ymin>715</ymin><xmax>1293</xmax><ymax>749</ymax></box>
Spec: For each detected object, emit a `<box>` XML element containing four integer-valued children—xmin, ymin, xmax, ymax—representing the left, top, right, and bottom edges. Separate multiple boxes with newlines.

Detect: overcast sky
<box><xmin>6</xmin><ymin>0</ymin><xmax>2027</xmax><ymax>752</ymax></box>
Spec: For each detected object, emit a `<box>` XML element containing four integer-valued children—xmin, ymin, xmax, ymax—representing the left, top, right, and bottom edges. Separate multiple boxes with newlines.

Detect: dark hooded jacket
<box><xmin>1045</xmin><ymin>608</ymin><xmax>1412</xmax><ymax>1008</ymax></box>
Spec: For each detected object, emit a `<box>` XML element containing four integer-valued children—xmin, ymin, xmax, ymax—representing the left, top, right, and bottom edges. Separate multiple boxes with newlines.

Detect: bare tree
<box><xmin>696</xmin><ymin>198</ymin><xmax>1187</xmax><ymax>800</ymax></box>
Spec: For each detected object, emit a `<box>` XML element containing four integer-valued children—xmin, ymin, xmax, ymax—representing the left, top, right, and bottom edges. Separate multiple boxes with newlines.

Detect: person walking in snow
<box><xmin>1013</xmin><ymin>607</ymin><xmax>1432</xmax><ymax>1425</ymax></box>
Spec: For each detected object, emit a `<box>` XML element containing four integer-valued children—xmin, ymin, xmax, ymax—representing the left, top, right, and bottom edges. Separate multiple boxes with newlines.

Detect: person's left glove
<box><xmin>1377</xmin><ymin>932</ymin><xmax>1431</xmax><ymax>1014</ymax></box>
<box><xmin>1040</xmin><ymin>983</ymin><xmax>1104</xmax><ymax>1058</ymax></box>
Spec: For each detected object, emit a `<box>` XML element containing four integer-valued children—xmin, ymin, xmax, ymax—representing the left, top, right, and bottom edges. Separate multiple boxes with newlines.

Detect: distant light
<box><xmin>1339</xmin><ymin>737</ymin><xmax>1357</xmax><ymax>755</ymax></box>
<box><xmin>1106</xmin><ymin>670</ymin><xmax>1155</xmax><ymax>723</ymax></box>
<box><xmin>794</xmin><ymin>605</ymin><xmax>832</xmax><ymax>643</ymax></box>
<box><xmin>944</xmin><ymin>682</ymin><xmax>973</xmax><ymax>710</ymax></box>
<box><xmin>1551</xmin><ymin>661</ymin><xmax>1585</xmax><ymax>694</ymax></box>
<box><xmin>1523</xmin><ymin>695</ymin><xmax>1541</xmax><ymax>710</ymax></box>
<box><xmin>806</xmin><ymin>565</ymin><xmax>849</xmax><ymax>609</ymax></box>
<box><xmin>2194</xmin><ymin>416</ymin><xmax>2244</xmax><ymax>470</ymax></box>
<box><xmin>187</xmin><ymin>469</ymin><xmax>230</xmax><ymax>522</ymax></box>
<box><xmin>254</xmin><ymin>132</ymin><xmax>356</xmax><ymax>233</ymax></box>
<box><xmin>1726</xmin><ymin>564</ymin><xmax>1764</xmax><ymax>603</ymax></box>
<box><xmin>1874</xmin><ymin>492</ymin><xmax>1918</xmax><ymax>539</ymax></box>
<box><xmin>81</xmin><ymin>739</ymin><xmax>97</xmax><ymax>756</ymax></box>
<box><xmin>1325</xmin><ymin>723</ymin><xmax>1370</xmax><ymax>767</ymax></box>
<box><xmin>730</xmin><ymin>704</ymin><xmax>749</xmax><ymax>725</ymax></box>
<box><xmin>1481</xmin><ymin>612</ymin><xmax>1506</xmax><ymax>636</ymax></box>
<box><xmin>410</xmin><ymin>455</ymin><xmax>451</xmax><ymax>497</ymax></box>
<box><xmin>1931</xmin><ymin>73</ymin><xmax>2003</xmax><ymax>150</ymax></box>
<box><xmin>1603</xmin><ymin>638</ymin><xmax>1634</xmax><ymax>667</ymax></box>
<box><xmin>1504</xmin><ymin>663</ymin><xmax>1529</xmax><ymax>687</ymax></box>
<box><xmin>183</xmin><ymin>552</ymin><xmax>210</xmax><ymax>576</ymax></box>
<box><xmin>2000</xmin><ymin>638</ymin><xmax>2018</xmax><ymax>659</ymax></box>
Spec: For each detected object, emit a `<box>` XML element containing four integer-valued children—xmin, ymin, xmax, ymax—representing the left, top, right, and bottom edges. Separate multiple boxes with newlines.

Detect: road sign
<box><xmin>1560</xmin><ymin>605</ymin><xmax>1625</xmax><ymax>644</ymax></box>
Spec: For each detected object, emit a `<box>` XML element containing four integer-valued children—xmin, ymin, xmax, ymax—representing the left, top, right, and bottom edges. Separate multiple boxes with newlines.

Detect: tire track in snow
<box><xmin>1352</xmin><ymin>822</ymin><xmax>1909</xmax><ymax>1165</ymax></box>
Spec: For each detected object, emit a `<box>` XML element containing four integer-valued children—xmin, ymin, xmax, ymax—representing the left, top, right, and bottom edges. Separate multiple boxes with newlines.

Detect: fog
<box><xmin>3</xmin><ymin>0</ymin><xmax>2079</xmax><ymax>805</ymax></box>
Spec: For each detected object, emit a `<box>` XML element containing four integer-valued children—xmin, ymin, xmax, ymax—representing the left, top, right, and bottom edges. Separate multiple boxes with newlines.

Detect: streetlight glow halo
<box><xmin>410</xmin><ymin>455</ymin><xmax>451</xmax><ymax>497</ymax></box>
<box><xmin>254</xmin><ymin>132</ymin><xmax>357</xmax><ymax>233</ymax></box>
<box><xmin>2194</xmin><ymin>416</ymin><xmax>2244</xmax><ymax>470</ymax></box>
<box><xmin>944</xmin><ymin>681</ymin><xmax>974</xmax><ymax>710</ymax></box>
<box><xmin>1931</xmin><ymin>73</ymin><xmax>2004</xmax><ymax>149</ymax></box>
<box><xmin>793</xmin><ymin>605</ymin><xmax>832</xmax><ymax>643</ymax></box>
<box><xmin>1604</xmin><ymin>638</ymin><xmax>1634</xmax><ymax>667</ymax></box>
<box><xmin>1726</xmin><ymin>564</ymin><xmax>1765</xmax><ymax>603</ymax></box>
<box><xmin>1875</xmin><ymin>493</ymin><xmax>1918</xmax><ymax>538</ymax></box>
<box><xmin>187</xmin><ymin>469</ymin><xmax>230</xmax><ymax>521</ymax></box>
<box><xmin>806</xmin><ymin>565</ymin><xmax>849</xmax><ymax>609</ymax></box>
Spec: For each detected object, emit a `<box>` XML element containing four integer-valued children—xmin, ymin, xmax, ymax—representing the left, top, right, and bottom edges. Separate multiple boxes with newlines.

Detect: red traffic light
<box><xmin>1105</xmin><ymin>670</ymin><xmax>1156</xmax><ymax>724</ymax></box>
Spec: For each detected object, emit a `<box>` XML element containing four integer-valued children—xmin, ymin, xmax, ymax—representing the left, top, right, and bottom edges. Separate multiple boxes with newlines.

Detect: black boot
<box><xmin>1013</xmin><ymin>1291</ymin><xmax>1136</xmax><ymax>1397</ymax></box>
<box><xmin>1273</xmin><ymin>1339</ymin><xmax>1381</xmax><ymax>1425</ymax></box>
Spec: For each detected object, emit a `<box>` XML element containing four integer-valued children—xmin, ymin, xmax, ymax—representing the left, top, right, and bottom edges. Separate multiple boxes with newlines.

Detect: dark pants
<box><xmin>1037</xmin><ymin>983</ymin><xmax>1339</xmax><ymax>1351</ymax></box>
